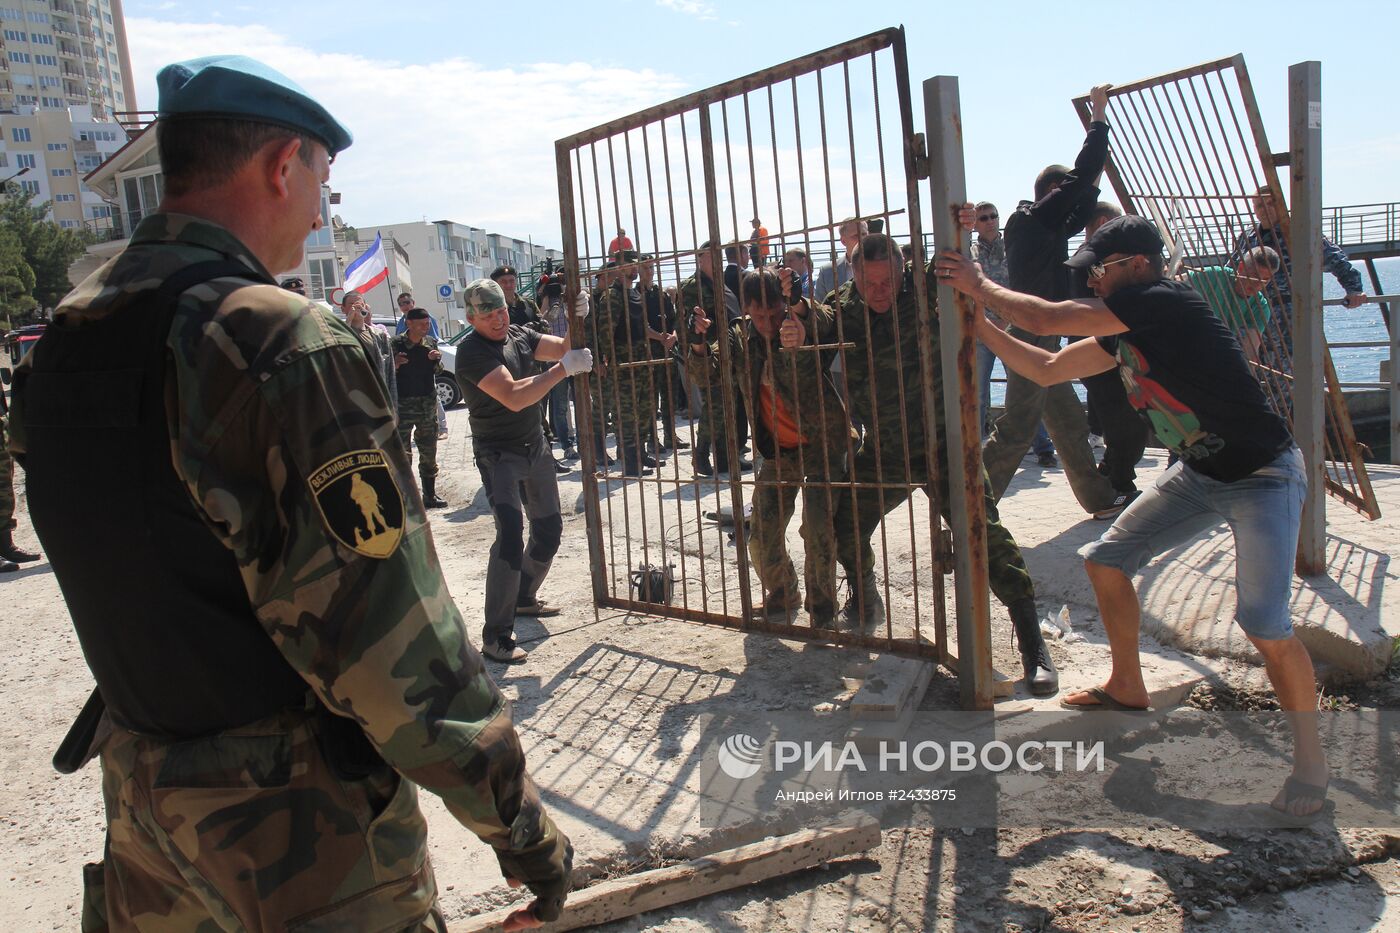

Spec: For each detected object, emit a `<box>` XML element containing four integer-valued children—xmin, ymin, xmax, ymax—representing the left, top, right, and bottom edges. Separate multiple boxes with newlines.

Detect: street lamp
<box><xmin>0</xmin><ymin>165</ymin><xmax>31</xmax><ymax>190</ymax></box>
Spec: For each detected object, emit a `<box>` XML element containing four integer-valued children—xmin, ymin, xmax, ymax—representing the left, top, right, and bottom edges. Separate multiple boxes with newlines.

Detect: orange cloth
<box><xmin>757</xmin><ymin>382</ymin><xmax>806</xmax><ymax>449</ymax></box>
<box><xmin>754</xmin><ymin>226</ymin><xmax>770</xmax><ymax>259</ymax></box>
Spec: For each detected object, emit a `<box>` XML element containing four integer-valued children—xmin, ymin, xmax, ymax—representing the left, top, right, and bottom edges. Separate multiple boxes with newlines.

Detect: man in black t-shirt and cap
<box><xmin>455</xmin><ymin>277</ymin><xmax>594</xmax><ymax>662</ymax></box>
<box><xmin>937</xmin><ymin>215</ymin><xmax>1328</xmax><ymax>823</ymax></box>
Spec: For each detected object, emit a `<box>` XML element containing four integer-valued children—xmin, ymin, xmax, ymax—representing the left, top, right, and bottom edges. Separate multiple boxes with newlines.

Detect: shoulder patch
<box><xmin>308</xmin><ymin>450</ymin><xmax>404</xmax><ymax>558</ymax></box>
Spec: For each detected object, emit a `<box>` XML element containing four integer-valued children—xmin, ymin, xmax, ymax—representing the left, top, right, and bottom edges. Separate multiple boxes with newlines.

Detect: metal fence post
<box><xmin>922</xmin><ymin>75</ymin><xmax>992</xmax><ymax>710</ymax></box>
<box><xmin>1289</xmin><ymin>61</ymin><xmax>1326</xmax><ymax>574</ymax></box>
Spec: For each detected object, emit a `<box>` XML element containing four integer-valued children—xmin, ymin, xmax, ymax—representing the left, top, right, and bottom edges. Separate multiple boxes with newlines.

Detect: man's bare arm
<box><xmin>535</xmin><ymin>334</ymin><xmax>568</xmax><ymax>362</ymax></box>
<box><xmin>476</xmin><ymin>363</ymin><xmax>568</xmax><ymax>412</ymax></box>
<box><xmin>936</xmin><ymin>249</ymin><xmax>1127</xmax><ymax>337</ymax></box>
<box><xmin>976</xmin><ymin>316</ymin><xmax>1118</xmax><ymax>385</ymax></box>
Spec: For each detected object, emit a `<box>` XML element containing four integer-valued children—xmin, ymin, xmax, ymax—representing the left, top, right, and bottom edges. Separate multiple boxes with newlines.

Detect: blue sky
<box><xmin>121</xmin><ymin>0</ymin><xmax>1399</xmax><ymax>249</ymax></box>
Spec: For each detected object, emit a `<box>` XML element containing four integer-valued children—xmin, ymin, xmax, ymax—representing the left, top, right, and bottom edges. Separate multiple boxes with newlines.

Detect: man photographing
<box><xmin>936</xmin><ymin>215</ymin><xmax>1328</xmax><ymax>821</ymax></box>
<box><xmin>455</xmin><ymin>278</ymin><xmax>594</xmax><ymax>663</ymax></box>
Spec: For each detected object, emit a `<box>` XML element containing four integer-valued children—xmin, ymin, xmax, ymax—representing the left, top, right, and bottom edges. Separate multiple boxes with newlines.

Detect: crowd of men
<box><xmin>4</xmin><ymin>52</ymin><xmax>1378</xmax><ymax>931</ymax></box>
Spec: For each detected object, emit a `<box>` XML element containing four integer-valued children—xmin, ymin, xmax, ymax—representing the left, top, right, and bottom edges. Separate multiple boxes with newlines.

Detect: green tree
<box><xmin>0</xmin><ymin>185</ymin><xmax>92</xmax><ymax>314</ymax></box>
<box><xmin>0</xmin><ymin>224</ymin><xmax>38</xmax><ymax>329</ymax></box>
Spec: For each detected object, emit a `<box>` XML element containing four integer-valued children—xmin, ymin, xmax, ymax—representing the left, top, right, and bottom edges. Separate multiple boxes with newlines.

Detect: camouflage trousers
<box><xmin>748</xmin><ymin>448</ymin><xmax>843</xmax><ymax>620</ymax></box>
<box><xmin>397</xmin><ymin>395</ymin><xmax>439</xmax><ymax>483</ymax></box>
<box><xmin>587</xmin><ymin>364</ymin><xmax>655</xmax><ymax>459</ymax></box>
<box><xmin>0</xmin><ymin>416</ymin><xmax>14</xmax><ymax>531</ymax></box>
<box><xmin>833</xmin><ymin>443</ymin><xmax>1035</xmax><ymax>608</ymax></box>
<box><xmin>694</xmin><ymin>383</ymin><xmax>729</xmax><ymax>459</ymax></box>
<box><xmin>84</xmin><ymin>708</ymin><xmax>445</xmax><ymax>932</ymax></box>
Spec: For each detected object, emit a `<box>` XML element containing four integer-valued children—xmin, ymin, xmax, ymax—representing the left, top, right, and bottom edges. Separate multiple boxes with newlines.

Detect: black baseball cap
<box><xmin>1065</xmin><ymin>215</ymin><xmax>1164</xmax><ymax>270</ymax></box>
<box><xmin>490</xmin><ymin>265</ymin><xmax>517</xmax><ymax>280</ymax></box>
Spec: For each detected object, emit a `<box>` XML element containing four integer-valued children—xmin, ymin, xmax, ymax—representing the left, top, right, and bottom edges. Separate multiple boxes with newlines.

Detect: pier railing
<box><xmin>1326</xmin><ymin>292</ymin><xmax>1399</xmax><ymax>464</ymax></box>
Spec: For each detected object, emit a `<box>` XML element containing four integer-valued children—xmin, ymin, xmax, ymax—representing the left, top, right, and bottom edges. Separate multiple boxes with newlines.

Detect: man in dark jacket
<box><xmin>983</xmin><ymin>84</ymin><xmax>1126</xmax><ymax>520</ymax></box>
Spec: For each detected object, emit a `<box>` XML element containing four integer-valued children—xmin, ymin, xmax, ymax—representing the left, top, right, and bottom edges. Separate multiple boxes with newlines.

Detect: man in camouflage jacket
<box><xmin>9</xmin><ymin>55</ymin><xmax>570</xmax><ymax>931</ymax></box>
<box><xmin>691</xmin><ymin>268</ymin><xmax>856</xmax><ymax>626</ymax></box>
<box><xmin>790</xmin><ymin>233</ymin><xmax>1057</xmax><ymax>694</ymax></box>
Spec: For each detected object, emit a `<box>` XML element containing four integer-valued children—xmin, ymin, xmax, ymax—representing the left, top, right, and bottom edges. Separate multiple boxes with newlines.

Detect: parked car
<box><xmin>435</xmin><ymin>325</ymin><xmax>474</xmax><ymax>409</ymax></box>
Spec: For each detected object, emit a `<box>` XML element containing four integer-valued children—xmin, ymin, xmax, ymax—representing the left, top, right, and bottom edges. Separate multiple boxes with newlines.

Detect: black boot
<box><xmin>693</xmin><ymin>445</ymin><xmax>714</xmax><ymax>477</ymax></box>
<box><xmin>0</xmin><ymin>530</ymin><xmax>39</xmax><ymax>563</ymax></box>
<box><xmin>0</xmin><ymin>557</ymin><xmax>16</xmax><ymax>573</ymax></box>
<box><xmin>1009</xmin><ymin>597</ymin><xmax>1058</xmax><ymax>697</ymax></box>
<box><xmin>840</xmin><ymin>570</ymin><xmax>885</xmax><ymax>631</ymax></box>
<box><xmin>421</xmin><ymin>476</ymin><xmax>448</xmax><ymax>509</ymax></box>
<box><xmin>621</xmin><ymin>448</ymin><xmax>653</xmax><ymax>477</ymax></box>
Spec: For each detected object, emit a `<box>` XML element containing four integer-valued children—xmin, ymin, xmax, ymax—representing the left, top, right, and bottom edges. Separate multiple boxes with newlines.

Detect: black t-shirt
<box><xmin>455</xmin><ymin>324</ymin><xmax>546</xmax><ymax>448</ymax></box>
<box><xmin>1099</xmin><ymin>279</ymin><xmax>1292</xmax><ymax>482</ymax></box>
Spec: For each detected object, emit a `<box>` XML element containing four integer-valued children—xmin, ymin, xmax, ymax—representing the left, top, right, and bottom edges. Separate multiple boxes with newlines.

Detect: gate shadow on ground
<box><xmin>484</xmin><ymin>632</ymin><xmax>867</xmax><ymax>859</ymax></box>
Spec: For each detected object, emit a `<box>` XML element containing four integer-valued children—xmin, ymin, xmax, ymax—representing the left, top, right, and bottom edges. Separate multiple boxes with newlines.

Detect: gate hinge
<box><xmin>912</xmin><ymin>133</ymin><xmax>929</xmax><ymax>180</ymax></box>
<box><xmin>1271</xmin><ymin>151</ymin><xmax>1291</xmax><ymax>167</ymax></box>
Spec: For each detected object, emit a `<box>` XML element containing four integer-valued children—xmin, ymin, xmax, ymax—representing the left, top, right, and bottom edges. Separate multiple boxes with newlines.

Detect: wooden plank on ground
<box><xmin>450</xmin><ymin>815</ymin><xmax>882</xmax><ymax>933</ymax></box>
<box><xmin>849</xmin><ymin>655</ymin><xmax>934</xmax><ymax>721</ymax></box>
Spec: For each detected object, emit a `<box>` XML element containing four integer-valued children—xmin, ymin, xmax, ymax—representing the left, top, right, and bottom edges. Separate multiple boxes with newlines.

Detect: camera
<box><xmin>779</xmin><ymin>266</ymin><xmax>805</xmax><ymax>305</ymax></box>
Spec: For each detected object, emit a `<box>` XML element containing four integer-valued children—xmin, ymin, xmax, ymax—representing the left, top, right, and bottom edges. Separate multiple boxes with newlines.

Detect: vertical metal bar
<box><xmin>557</xmin><ymin>139</ymin><xmax>607</xmax><ymax>612</ymax></box>
<box><xmin>922</xmin><ymin>74</ymin><xmax>992</xmax><ymax>711</ymax></box>
<box><xmin>1391</xmin><ymin>300</ymin><xmax>1399</xmax><ymax>465</ymax></box>
<box><xmin>1289</xmin><ymin>61</ymin><xmax>1325</xmax><ymax>574</ymax></box>
<box><xmin>699</xmin><ymin>103</ymin><xmax>756</xmax><ymax>620</ymax></box>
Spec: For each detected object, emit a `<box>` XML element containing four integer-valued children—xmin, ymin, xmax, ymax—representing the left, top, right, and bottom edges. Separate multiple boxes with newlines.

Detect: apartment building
<box><xmin>346</xmin><ymin>219</ymin><xmax>562</xmax><ymax>335</ymax></box>
<box><xmin>0</xmin><ymin>0</ymin><xmax>135</xmax><ymax>235</ymax></box>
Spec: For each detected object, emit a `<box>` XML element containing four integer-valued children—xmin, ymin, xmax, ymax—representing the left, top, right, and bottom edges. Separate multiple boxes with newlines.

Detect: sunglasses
<box><xmin>977</xmin><ymin>213</ymin><xmax>998</xmax><ymax>221</ymax></box>
<box><xmin>1088</xmin><ymin>256</ymin><xmax>1137</xmax><ymax>279</ymax></box>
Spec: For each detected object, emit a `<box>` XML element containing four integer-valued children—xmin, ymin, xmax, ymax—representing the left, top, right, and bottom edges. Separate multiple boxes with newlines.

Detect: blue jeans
<box><xmin>979</xmin><ymin>341</ymin><xmax>1053</xmax><ymax>454</ymax></box>
<box><xmin>547</xmin><ymin>379</ymin><xmax>574</xmax><ymax>447</ymax></box>
<box><xmin>1079</xmin><ymin>445</ymin><xmax>1304</xmax><ymax>640</ymax></box>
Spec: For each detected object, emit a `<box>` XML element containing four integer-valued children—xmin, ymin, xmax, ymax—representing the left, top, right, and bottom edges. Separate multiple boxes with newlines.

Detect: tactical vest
<box><xmin>17</xmin><ymin>261</ymin><xmax>313</xmax><ymax>739</ymax></box>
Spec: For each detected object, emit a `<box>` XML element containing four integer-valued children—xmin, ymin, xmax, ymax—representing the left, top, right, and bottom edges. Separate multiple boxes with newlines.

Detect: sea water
<box><xmin>986</xmin><ymin>255</ymin><xmax>1396</xmax><ymax>406</ymax></box>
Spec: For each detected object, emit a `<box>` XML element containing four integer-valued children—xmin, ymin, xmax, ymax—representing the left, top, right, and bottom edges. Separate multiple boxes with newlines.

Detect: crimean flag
<box><xmin>343</xmin><ymin>233</ymin><xmax>389</xmax><ymax>293</ymax></box>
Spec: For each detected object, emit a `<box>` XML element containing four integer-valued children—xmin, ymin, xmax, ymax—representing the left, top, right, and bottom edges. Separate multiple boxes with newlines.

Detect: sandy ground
<box><xmin>2</xmin><ymin>405</ymin><xmax>1397</xmax><ymax>932</ymax></box>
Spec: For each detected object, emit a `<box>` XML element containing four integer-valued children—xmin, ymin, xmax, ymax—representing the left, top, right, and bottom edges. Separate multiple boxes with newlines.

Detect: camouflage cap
<box><xmin>463</xmin><ymin>278</ymin><xmax>507</xmax><ymax>316</ymax></box>
<box><xmin>156</xmin><ymin>55</ymin><xmax>353</xmax><ymax>156</ymax></box>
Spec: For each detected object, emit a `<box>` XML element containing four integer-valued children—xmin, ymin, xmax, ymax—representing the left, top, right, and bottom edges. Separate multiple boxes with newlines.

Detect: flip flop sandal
<box><xmin>1258</xmin><ymin>776</ymin><xmax>1334</xmax><ymax>827</ymax></box>
<box><xmin>1059</xmin><ymin>686</ymin><xmax>1150</xmax><ymax>712</ymax></box>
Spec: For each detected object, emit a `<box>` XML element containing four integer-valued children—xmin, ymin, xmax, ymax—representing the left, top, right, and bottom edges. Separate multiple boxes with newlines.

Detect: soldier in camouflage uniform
<box><xmin>798</xmin><ymin>233</ymin><xmax>1057</xmax><ymax>695</ymax></box>
<box><xmin>694</xmin><ymin>268</ymin><xmax>856</xmax><ymax>625</ymax></box>
<box><xmin>0</xmin><ymin>381</ymin><xmax>40</xmax><ymax>571</ymax></box>
<box><xmin>680</xmin><ymin>243</ymin><xmax>749</xmax><ymax>476</ymax></box>
<box><xmin>595</xmin><ymin>260</ymin><xmax>659</xmax><ymax>476</ymax></box>
<box><xmin>391</xmin><ymin>308</ymin><xmax>448</xmax><ymax>507</ymax></box>
<box><xmin>9</xmin><ymin>55</ymin><xmax>570</xmax><ymax>931</ymax></box>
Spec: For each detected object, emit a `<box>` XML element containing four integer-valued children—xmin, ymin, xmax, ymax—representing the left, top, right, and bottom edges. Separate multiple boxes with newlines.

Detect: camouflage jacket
<box><xmin>388</xmin><ymin>332</ymin><xmax>445</xmax><ymax>374</ymax></box>
<box><xmin>593</xmin><ymin>281</ymin><xmax>649</xmax><ymax>363</ymax></box>
<box><xmin>691</xmin><ymin>304</ymin><xmax>856</xmax><ymax>466</ymax></box>
<box><xmin>814</xmin><ymin>264</ymin><xmax>946</xmax><ymax>465</ymax></box>
<box><xmin>10</xmin><ymin>213</ymin><xmax>564</xmax><ymax>875</ymax></box>
<box><xmin>507</xmin><ymin>294</ymin><xmax>546</xmax><ymax>333</ymax></box>
<box><xmin>677</xmin><ymin>271</ymin><xmax>732</xmax><ymax>388</ymax></box>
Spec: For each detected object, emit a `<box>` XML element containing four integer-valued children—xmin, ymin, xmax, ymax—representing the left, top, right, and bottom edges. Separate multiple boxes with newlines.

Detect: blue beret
<box><xmin>156</xmin><ymin>55</ymin><xmax>352</xmax><ymax>156</ymax></box>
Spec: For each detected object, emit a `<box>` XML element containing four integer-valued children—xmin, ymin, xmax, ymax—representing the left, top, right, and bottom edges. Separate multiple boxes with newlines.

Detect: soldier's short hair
<box><xmin>850</xmin><ymin>233</ymin><xmax>902</xmax><ymax>270</ymax></box>
<box><xmin>974</xmin><ymin>201</ymin><xmax>997</xmax><ymax>214</ymax></box>
<box><xmin>739</xmin><ymin>269</ymin><xmax>784</xmax><ymax>309</ymax></box>
<box><xmin>1034</xmin><ymin>163</ymin><xmax>1071</xmax><ymax>200</ymax></box>
<box><xmin>1242</xmin><ymin>245</ymin><xmax>1282</xmax><ymax>274</ymax></box>
<box><xmin>1090</xmin><ymin>202</ymin><xmax>1123</xmax><ymax>225</ymax></box>
<box><xmin>158</xmin><ymin>118</ymin><xmax>317</xmax><ymax>198</ymax></box>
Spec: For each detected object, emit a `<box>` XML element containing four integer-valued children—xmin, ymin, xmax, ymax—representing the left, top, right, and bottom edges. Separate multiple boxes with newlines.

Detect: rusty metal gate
<box><xmin>1073</xmin><ymin>56</ymin><xmax>1381</xmax><ymax>519</ymax></box>
<box><xmin>553</xmin><ymin>29</ymin><xmax>989</xmax><ymax>688</ymax></box>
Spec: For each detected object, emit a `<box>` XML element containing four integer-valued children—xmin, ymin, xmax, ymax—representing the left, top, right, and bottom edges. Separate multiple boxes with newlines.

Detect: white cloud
<box><xmin>655</xmin><ymin>0</ymin><xmax>717</xmax><ymax>21</ymax></box>
<box><xmin>125</xmin><ymin>18</ymin><xmax>686</xmax><ymax>246</ymax></box>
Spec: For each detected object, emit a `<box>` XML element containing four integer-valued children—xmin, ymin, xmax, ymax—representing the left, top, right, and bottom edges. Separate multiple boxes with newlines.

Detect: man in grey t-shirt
<box><xmin>455</xmin><ymin>278</ymin><xmax>593</xmax><ymax>662</ymax></box>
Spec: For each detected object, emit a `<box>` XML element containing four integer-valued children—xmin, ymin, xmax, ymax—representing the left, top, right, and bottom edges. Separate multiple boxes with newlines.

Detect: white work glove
<box><xmin>573</xmin><ymin>290</ymin><xmax>591</xmax><ymax>320</ymax></box>
<box><xmin>561</xmin><ymin>348</ymin><xmax>594</xmax><ymax>376</ymax></box>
